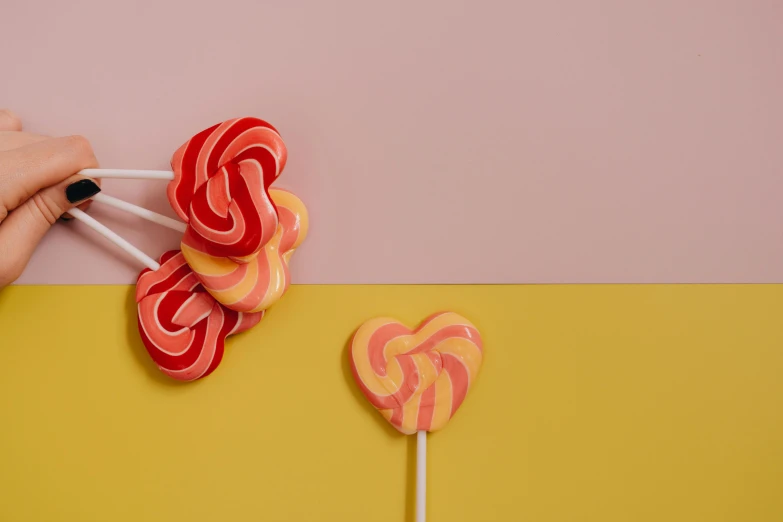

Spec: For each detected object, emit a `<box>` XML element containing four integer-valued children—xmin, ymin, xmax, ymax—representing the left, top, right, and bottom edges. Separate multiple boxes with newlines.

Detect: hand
<box><xmin>0</xmin><ymin>109</ymin><xmax>101</xmax><ymax>288</ymax></box>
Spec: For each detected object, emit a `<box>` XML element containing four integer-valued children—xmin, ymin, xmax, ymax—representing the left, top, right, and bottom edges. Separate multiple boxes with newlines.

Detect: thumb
<box><xmin>0</xmin><ymin>176</ymin><xmax>100</xmax><ymax>286</ymax></box>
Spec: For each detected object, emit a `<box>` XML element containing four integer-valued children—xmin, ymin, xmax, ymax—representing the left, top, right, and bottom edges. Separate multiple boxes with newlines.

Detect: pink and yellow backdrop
<box><xmin>1</xmin><ymin>1</ymin><xmax>782</xmax><ymax>521</ymax></box>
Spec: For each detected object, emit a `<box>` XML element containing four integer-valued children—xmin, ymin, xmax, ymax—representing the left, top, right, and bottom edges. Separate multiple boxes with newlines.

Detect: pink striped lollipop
<box><xmin>136</xmin><ymin>250</ymin><xmax>263</xmax><ymax>381</ymax></box>
<box><xmin>168</xmin><ymin>117</ymin><xmax>287</xmax><ymax>262</ymax></box>
<box><xmin>77</xmin><ymin>116</ymin><xmax>287</xmax><ymax>263</ymax></box>
<box><xmin>180</xmin><ymin>188</ymin><xmax>309</xmax><ymax>313</ymax></box>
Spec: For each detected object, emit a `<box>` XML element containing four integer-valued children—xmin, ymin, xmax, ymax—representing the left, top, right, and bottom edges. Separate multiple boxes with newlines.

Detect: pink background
<box><xmin>3</xmin><ymin>0</ymin><xmax>782</xmax><ymax>284</ymax></box>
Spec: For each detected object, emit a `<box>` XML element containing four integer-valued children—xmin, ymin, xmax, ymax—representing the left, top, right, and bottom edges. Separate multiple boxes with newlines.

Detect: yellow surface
<box><xmin>0</xmin><ymin>285</ymin><xmax>782</xmax><ymax>521</ymax></box>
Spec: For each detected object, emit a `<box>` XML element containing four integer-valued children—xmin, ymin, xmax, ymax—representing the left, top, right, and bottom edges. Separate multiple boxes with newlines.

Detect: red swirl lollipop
<box><xmin>77</xmin><ymin>116</ymin><xmax>287</xmax><ymax>262</ymax></box>
<box><xmin>136</xmin><ymin>250</ymin><xmax>263</xmax><ymax>381</ymax></box>
<box><xmin>167</xmin><ymin>117</ymin><xmax>287</xmax><ymax>262</ymax></box>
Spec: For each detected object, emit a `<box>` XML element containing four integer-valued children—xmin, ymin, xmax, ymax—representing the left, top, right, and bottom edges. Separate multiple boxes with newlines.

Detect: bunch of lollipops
<box><xmin>71</xmin><ymin>117</ymin><xmax>308</xmax><ymax>382</ymax></box>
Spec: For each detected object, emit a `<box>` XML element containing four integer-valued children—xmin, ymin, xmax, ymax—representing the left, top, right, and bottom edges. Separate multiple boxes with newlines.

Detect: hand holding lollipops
<box><xmin>67</xmin><ymin>117</ymin><xmax>308</xmax><ymax>381</ymax></box>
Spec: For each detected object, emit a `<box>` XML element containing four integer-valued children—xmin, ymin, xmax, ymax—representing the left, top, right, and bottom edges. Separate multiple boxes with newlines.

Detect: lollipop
<box><xmin>169</xmin><ymin>117</ymin><xmax>286</xmax><ymax>262</ymax></box>
<box><xmin>63</xmin><ymin>206</ymin><xmax>266</xmax><ymax>382</ymax></box>
<box><xmin>137</xmin><ymin>250</ymin><xmax>263</xmax><ymax>381</ymax></box>
<box><xmin>349</xmin><ymin>312</ymin><xmax>484</xmax><ymax>521</ymax></box>
<box><xmin>82</xmin><ymin>116</ymin><xmax>287</xmax><ymax>263</ymax></box>
<box><xmin>181</xmin><ymin>188</ymin><xmax>309</xmax><ymax>312</ymax></box>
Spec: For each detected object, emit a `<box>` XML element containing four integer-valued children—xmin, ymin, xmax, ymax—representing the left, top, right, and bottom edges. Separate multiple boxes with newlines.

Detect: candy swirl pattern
<box><xmin>136</xmin><ymin>250</ymin><xmax>264</xmax><ymax>381</ymax></box>
<box><xmin>180</xmin><ymin>188</ymin><xmax>309</xmax><ymax>313</ymax></box>
<box><xmin>350</xmin><ymin>312</ymin><xmax>483</xmax><ymax>434</ymax></box>
<box><xmin>167</xmin><ymin>117</ymin><xmax>287</xmax><ymax>262</ymax></box>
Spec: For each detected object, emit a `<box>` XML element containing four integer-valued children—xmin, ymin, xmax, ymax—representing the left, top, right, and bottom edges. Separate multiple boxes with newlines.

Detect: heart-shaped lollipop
<box><xmin>350</xmin><ymin>312</ymin><xmax>483</xmax><ymax>434</ymax></box>
<box><xmin>349</xmin><ymin>311</ymin><xmax>484</xmax><ymax>521</ymax></box>
<box><xmin>136</xmin><ymin>250</ymin><xmax>263</xmax><ymax>381</ymax></box>
<box><xmin>181</xmin><ymin>188</ymin><xmax>309</xmax><ymax>313</ymax></box>
<box><xmin>168</xmin><ymin>117</ymin><xmax>286</xmax><ymax>262</ymax></box>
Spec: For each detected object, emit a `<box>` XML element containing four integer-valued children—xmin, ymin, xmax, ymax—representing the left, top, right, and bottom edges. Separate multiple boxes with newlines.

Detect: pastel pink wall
<box><xmin>3</xmin><ymin>0</ymin><xmax>781</xmax><ymax>284</ymax></box>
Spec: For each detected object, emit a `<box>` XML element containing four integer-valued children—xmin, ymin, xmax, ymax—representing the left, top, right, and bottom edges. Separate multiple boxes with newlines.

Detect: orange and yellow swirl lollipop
<box><xmin>350</xmin><ymin>312</ymin><xmax>483</xmax><ymax>434</ymax></box>
<box><xmin>181</xmin><ymin>188</ymin><xmax>308</xmax><ymax>313</ymax></box>
<box><xmin>349</xmin><ymin>311</ymin><xmax>484</xmax><ymax>521</ymax></box>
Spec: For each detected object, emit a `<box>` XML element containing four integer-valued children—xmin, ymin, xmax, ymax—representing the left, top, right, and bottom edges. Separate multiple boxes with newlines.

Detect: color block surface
<box><xmin>1</xmin><ymin>285</ymin><xmax>781</xmax><ymax>521</ymax></box>
<box><xmin>3</xmin><ymin>0</ymin><xmax>783</xmax><ymax>285</ymax></box>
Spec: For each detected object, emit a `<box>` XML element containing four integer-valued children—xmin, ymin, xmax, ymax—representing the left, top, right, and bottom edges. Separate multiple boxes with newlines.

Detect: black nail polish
<box><xmin>66</xmin><ymin>179</ymin><xmax>100</xmax><ymax>203</ymax></box>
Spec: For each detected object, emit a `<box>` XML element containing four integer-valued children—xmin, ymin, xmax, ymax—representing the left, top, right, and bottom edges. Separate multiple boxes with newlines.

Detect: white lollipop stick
<box><xmin>78</xmin><ymin>169</ymin><xmax>175</xmax><ymax>180</ymax></box>
<box><xmin>92</xmin><ymin>193</ymin><xmax>187</xmax><ymax>233</ymax></box>
<box><xmin>417</xmin><ymin>430</ymin><xmax>426</xmax><ymax>522</ymax></box>
<box><xmin>67</xmin><ymin>208</ymin><xmax>161</xmax><ymax>271</ymax></box>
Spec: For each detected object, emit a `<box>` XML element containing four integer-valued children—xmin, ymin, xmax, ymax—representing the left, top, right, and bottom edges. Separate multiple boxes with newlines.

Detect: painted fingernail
<box><xmin>66</xmin><ymin>179</ymin><xmax>100</xmax><ymax>203</ymax></box>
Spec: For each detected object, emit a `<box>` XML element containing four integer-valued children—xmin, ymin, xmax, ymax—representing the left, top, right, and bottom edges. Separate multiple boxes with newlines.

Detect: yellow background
<box><xmin>1</xmin><ymin>285</ymin><xmax>782</xmax><ymax>521</ymax></box>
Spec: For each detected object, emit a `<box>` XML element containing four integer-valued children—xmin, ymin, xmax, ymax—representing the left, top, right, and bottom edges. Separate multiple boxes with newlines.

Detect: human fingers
<box><xmin>0</xmin><ymin>109</ymin><xmax>22</xmax><ymax>131</ymax></box>
<box><xmin>0</xmin><ymin>175</ymin><xmax>100</xmax><ymax>287</ymax></box>
<box><xmin>0</xmin><ymin>130</ymin><xmax>49</xmax><ymax>152</ymax></box>
<box><xmin>0</xmin><ymin>135</ymin><xmax>98</xmax><ymax>222</ymax></box>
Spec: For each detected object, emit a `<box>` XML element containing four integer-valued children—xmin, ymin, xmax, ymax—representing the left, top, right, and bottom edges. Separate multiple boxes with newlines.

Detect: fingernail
<box><xmin>66</xmin><ymin>179</ymin><xmax>100</xmax><ymax>203</ymax></box>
